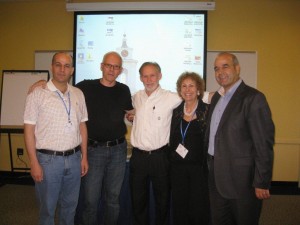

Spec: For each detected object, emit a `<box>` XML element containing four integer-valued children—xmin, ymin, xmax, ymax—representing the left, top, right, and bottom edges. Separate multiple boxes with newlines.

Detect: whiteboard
<box><xmin>0</xmin><ymin>70</ymin><xmax>49</xmax><ymax>126</ymax></box>
<box><xmin>206</xmin><ymin>51</ymin><xmax>257</xmax><ymax>91</ymax></box>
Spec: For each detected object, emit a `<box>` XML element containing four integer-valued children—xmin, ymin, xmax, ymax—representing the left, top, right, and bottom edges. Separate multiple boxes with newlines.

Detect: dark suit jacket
<box><xmin>205</xmin><ymin>81</ymin><xmax>275</xmax><ymax>199</ymax></box>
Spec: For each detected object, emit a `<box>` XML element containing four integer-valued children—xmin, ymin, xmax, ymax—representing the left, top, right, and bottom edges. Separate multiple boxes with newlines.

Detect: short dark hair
<box><xmin>139</xmin><ymin>62</ymin><xmax>161</xmax><ymax>75</ymax></box>
<box><xmin>52</xmin><ymin>52</ymin><xmax>73</xmax><ymax>66</ymax></box>
<box><xmin>217</xmin><ymin>52</ymin><xmax>240</xmax><ymax>66</ymax></box>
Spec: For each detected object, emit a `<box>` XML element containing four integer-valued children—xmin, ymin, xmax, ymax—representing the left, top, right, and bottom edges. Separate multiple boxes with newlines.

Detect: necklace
<box><xmin>184</xmin><ymin>100</ymin><xmax>198</xmax><ymax>116</ymax></box>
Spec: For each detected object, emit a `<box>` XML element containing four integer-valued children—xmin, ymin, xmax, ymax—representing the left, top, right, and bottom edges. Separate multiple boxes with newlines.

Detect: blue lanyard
<box><xmin>56</xmin><ymin>91</ymin><xmax>71</xmax><ymax>123</ymax></box>
<box><xmin>180</xmin><ymin>111</ymin><xmax>196</xmax><ymax>145</ymax></box>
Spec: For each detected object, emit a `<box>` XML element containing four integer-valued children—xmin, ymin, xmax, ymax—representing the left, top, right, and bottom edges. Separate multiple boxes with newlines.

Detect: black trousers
<box><xmin>129</xmin><ymin>147</ymin><xmax>170</xmax><ymax>225</ymax></box>
<box><xmin>208</xmin><ymin>158</ymin><xmax>262</xmax><ymax>225</ymax></box>
<box><xmin>171</xmin><ymin>163</ymin><xmax>209</xmax><ymax>225</ymax></box>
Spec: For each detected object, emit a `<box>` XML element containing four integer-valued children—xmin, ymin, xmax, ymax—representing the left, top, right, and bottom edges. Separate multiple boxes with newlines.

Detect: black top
<box><xmin>169</xmin><ymin>100</ymin><xmax>208</xmax><ymax>165</ymax></box>
<box><xmin>76</xmin><ymin>79</ymin><xmax>133</xmax><ymax>141</ymax></box>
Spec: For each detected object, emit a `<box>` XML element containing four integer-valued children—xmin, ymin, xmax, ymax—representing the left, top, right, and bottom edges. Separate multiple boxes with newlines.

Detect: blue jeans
<box><xmin>35</xmin><ymin>150</ymin><xmax>82</xmax><ymax>225</ymax></box>
<box><xmin>81</xmin><ymin>141</ymin><xmax>127</xmax><ymax>225</ymax></box>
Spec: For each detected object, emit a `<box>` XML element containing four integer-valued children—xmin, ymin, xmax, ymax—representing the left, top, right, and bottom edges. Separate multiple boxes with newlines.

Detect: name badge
<box><xmin>176</xmin><ymin>143</ymin><xmax>188</xmax><ymax>158</ymax></box>
<box><xmin>64</xmin><ymin>122</ymin><xmax>75</xmax><ymax>133</ymax></box>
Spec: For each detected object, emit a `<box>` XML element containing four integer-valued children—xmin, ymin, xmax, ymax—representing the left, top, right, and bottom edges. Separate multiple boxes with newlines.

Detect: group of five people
<box><xmin>24</xmin><ymin>51</ymin><xmax>274</xmax><ymax>225</ymax></box>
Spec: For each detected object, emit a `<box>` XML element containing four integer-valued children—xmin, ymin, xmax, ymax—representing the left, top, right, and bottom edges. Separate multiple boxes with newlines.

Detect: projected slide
<box><xmin>75</xmin><ymin>12</ymin><xmax>206</xmax><ymax>94</ymax></box>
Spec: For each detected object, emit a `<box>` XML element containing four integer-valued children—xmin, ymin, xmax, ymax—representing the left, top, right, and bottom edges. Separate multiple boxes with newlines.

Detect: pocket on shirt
<box><xmin>152</xmin><ymin>109</ymin><xmax>164</xmax><ymax>127</ymax></box>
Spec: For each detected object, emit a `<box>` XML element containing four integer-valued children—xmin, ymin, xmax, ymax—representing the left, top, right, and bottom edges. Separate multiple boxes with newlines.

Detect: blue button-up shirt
<box><xmin>208</xmin><ymin>79</ymin><xmax>242</xmax><ymax>156</ymax></box>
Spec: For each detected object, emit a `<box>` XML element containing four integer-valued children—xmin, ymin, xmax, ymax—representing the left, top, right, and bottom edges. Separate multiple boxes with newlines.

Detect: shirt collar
<box><xmin>223</xmin><ymin>79</ymin><xmax>242</xmax><ymax>98</ymax></box>
<box><xmin>143</xmin><ymin>85</ymin><xmax>162</xmax><ymax>98</ymax></box>
<box><xmin>47</xmin><ymin>79</ymin><xmax>70</xmax><ymax>94</ymax></box>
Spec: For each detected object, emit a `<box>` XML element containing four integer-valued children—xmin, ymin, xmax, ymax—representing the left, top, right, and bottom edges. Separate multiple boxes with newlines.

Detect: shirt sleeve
<box><xmin>23</xmin><ymin>90</ymin><xmax>39</xmax><ymax>125</ymax></box>
<box><xmin>125</xmin><ymin>86</ymin><xmax>134</xmax><ymax>111</ymax></box>
<box><xmin>202</xmin><ymin>91</ymin><xmax>209</xmax><ymax>104</ymax></box>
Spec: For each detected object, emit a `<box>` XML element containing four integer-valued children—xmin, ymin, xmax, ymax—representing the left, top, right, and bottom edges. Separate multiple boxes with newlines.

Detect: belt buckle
<box><xmin>106</xmin><ymin>141</ymin><xmax>110</xmax><ymax>148</ymax></box>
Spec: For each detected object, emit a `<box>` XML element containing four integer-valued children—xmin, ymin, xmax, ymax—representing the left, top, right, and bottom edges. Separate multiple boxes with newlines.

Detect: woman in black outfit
<box><xmin>169</xmin><ymin>72</ymin><xmax>210</xmax><ymax>225</ymax></box>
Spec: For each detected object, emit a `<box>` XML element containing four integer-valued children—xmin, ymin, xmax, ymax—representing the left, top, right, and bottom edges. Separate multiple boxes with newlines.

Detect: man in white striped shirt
<box><xmin>24</xmin><ymin>52</ymin><xmax>88</xmax><ymax>225</ymax></box>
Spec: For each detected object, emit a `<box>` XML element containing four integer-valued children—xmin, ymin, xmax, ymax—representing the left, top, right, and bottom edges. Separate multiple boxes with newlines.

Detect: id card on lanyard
<box><xmin>56</xmin><ymin>91</ymin><xmax>75</xmax><ymax>133</ymax></box>
<box><xmin>176</xmin><ymin>112</ymin><xmax>196</xmax><ymax>158</ymax></box>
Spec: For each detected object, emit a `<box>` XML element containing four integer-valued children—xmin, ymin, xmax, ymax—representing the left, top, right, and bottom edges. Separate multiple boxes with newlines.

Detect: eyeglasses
<box><xmin>102</xmin><ymin>63</ymin><xmax>122</xmax><ymax>71</ymax></box>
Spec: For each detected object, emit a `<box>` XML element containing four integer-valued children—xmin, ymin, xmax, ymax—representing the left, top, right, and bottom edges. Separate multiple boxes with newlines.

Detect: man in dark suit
<box><xmin>206</xmin><ymin>52</ymin><xmax>275</xmax><ymax>225</ymax></box>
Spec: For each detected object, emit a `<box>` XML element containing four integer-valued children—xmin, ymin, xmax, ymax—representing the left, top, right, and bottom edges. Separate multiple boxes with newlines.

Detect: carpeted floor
<box><xmin>259</xmin><ymin>194</ymin><xmax>300</xmax><ymax>225</ymax></box>
<box><xmin>0</xmin><ymin>184</ymin><xmax>38</xmax><ymax>225</ymax></box>
<box><xmin>0</xmin><ymin>183</ymin><xmax>299</xmax><ymax>225</ymax></box>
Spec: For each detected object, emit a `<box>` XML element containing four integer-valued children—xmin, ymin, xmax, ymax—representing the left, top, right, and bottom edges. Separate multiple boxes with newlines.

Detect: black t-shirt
<box><xmin>76</xmin><ymin>79</ymin><xmax>133</xmax><ymax>141</ymax></box>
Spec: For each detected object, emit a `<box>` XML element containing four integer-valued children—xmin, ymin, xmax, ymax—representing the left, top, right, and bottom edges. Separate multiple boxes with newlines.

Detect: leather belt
<box><xmin>88</xmin><ymin>137</ymin><xmax>125</xmax><ymax>148</ymax></box>
<box><xmin>37</xmin><ymin>146</ymin><xmax>80</xmax><ymax>156</ymax></box>
<box><xmin>133</xmin><ymin>144</ymin><xmax>168</xmax><ymax>155</ymax></box>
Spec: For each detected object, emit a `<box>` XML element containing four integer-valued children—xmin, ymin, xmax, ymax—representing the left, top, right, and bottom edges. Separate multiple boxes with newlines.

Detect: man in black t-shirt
<box><xmin>77</xmin><ymin>51</ymin><xmax>133</xmax><ymax>225</ymax></box>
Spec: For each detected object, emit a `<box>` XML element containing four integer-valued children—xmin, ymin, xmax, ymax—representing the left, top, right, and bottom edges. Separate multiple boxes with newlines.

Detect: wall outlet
<box><xmin>17</xmin><ymin>148</ymin><xmax>24</xmax><ymax>156</ymax></box>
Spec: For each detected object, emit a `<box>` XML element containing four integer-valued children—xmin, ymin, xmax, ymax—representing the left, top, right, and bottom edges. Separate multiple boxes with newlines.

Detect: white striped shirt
<box><xmin>24</xmin><ymin>80</ymin><xmax>88</xmax><ymax>151</ymax></box>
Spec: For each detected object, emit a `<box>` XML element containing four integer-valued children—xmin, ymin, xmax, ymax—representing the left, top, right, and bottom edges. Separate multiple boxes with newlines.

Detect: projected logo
<box><xmin>184</xmin><ymin>29</ymin><xmax>192</xmax><ymax>38</ymax></box>
<box><xmin>194</xmin><ymin>28</ymin><xmax>203</xmax><ymax>36</ymax></box>
<box><xmin>78</xmin><ymin>40</ymin><xmax>85</xmax><ymax>49</ymax></box>
<box><xmin>183</xmin><ymin>55</ymin><xmax>192</xmax><ymax>65</ymax></box>
<box><xmin>78</xmin><ymin>15</ymin><xmax>85</xmax><ymax>23</ymax></box>
<box><xmin>116</xmin><ymin>33</ymin><xmax>138</xmax><ymax>94</ymax></box>
<box><xmin>86</xmin><ymin>53</ymin><xmax>94</xmax><ymax>62</ymax></box>
<box><xmin>87</xmin><ymin>41</ymin><xmax>94</xmax><ymax>49</ymax></box>
<box><xmin>184</xmin><ymin>16</ymin><xmax>193</xmax><ymax>25</ymax></box>
<box><xmin>78</xmin><ymin>28</ymin><xmax>85</xmax><ymax>36</ymax></box>
<box><xmin>106</xmin><ymin>28</ymin><xmax>114</xmax><ymax>36</ymax></box>
<box><xmin>106</xmin><ymin>16</ymin><xmax>114</xmax><ymax>25</ymax></box>
<box><xmin>194</xmin><ymin>55</ymin><xmax>202</xmax><ymax>65</ymax></box>
<box><xmin>77</xmin><ymin>53</ymin><xmax>84</xmax><ymax>64</ymax></box>
<box><xmin>194</xmin><ymin>15</ymin><xmax>204</xmax><ymax>25</ymax></box>
<box><xmin>184</xmin><ymin>42</ymin><xmax>192</xmax><ymax>51</ymax></box>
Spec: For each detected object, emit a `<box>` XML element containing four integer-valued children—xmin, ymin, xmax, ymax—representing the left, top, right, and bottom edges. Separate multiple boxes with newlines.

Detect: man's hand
<box><xmin>30</xmin><ymin>161</ymin><xmax>43</xmax><ymax>182</ymax></box>
<box><xmin>255</xmin><ymin>188</ymin><xmax>271</xmax><ymax>200</ymax></box>
<box><xmin>28</xmin><ymin>80</ymin><xmax>47</xmax><ymax>94</ymax></box>
<box><xmin>125</xmin><ymin>109</ymin><xmax>135</xmax><ymax>123</ymax></box>
<box><xmin>81</xmin><ymin>157</ymin><xmax>89</xmax><ymax>177</ymax></box>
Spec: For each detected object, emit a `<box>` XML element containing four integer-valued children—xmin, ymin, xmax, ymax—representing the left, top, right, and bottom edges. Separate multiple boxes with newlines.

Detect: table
<box><xmin>0</xmin><ymin>126</ymin><xmax>28</xmax><ymax>172</ymax></box>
